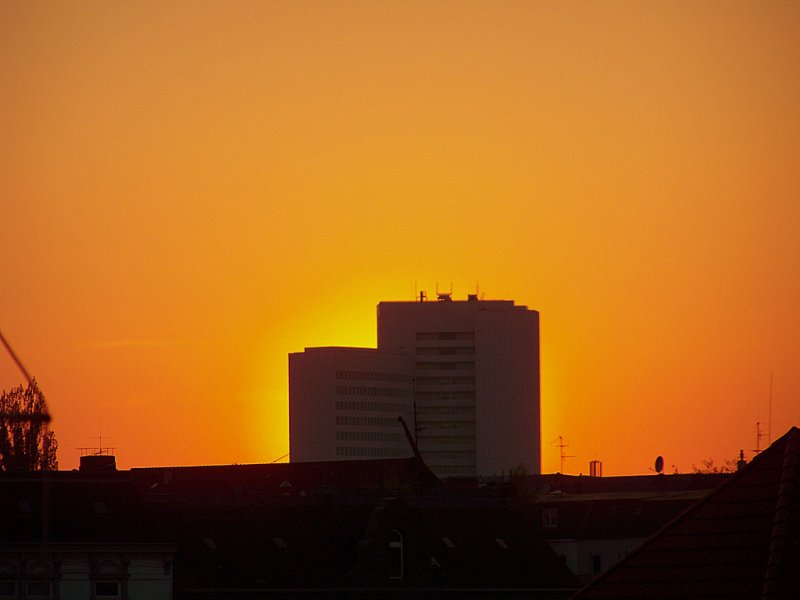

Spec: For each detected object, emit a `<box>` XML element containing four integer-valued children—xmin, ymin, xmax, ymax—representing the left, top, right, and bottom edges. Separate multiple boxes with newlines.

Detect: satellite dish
<box><xmin>655</xmin><ymin>456</ymin><xmax>664</xmax><ymax>474</ymax></box>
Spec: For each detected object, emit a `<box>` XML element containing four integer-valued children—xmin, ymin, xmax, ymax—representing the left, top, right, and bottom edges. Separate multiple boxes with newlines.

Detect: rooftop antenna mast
<box><xmin>558</xmin><ymin>436</ymin><xmax>575</xmax><ymax>474</ymax></box>
<box><xmin>754</xmin><ymin>421</ymin><xmax>766</xmax><ymax>455</ymax></box>
<box><xmin>768</xmin><ymin>372</ymin><xmax>773</xmax><ymax>445</ymax></box>
<box><xmin>78</xmin><ymin>435</ymin><xmax>116</xmax><ymax>457</ymax></box>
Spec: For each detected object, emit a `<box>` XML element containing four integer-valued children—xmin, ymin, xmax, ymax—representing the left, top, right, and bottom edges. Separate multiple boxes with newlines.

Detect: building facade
<box><xmin>378</xmin><ymin>295</ymin><xmax>540</xmax><ymax>478</ymax></box>
<box><xmin>289</xmin><ymin>347</ymin><xmax>415</xmax><ymax>463</ymax></box>
<box><xmin>0</xmin><ymin>545</ymin><xmax>174</xmax><ymax>600</ymax></box>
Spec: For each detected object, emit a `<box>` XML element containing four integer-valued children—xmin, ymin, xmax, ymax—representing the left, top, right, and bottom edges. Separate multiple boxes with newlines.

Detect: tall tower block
<box><xmin>377</xmin><ymin>295</ymin><xmax>540</xmax><ymax>478</ymax></box>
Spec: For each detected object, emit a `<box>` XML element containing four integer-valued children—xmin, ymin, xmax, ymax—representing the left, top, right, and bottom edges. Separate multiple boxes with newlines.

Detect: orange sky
<box><xmin>2</xmin><ymin>1</ymin><xmax>799</xmax><ymax>474</ymax></box>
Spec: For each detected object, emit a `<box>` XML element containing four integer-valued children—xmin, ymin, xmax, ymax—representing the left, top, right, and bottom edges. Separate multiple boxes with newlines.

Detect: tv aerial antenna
<box><xmin>558</xmin><ymin>436</ymin><xmax>575</xmax><ymax>474</ymax></box>
<box><xmin>754</xmin><ymin>421</ymin><xmax>766</xmax><ymax>455</ymax></box>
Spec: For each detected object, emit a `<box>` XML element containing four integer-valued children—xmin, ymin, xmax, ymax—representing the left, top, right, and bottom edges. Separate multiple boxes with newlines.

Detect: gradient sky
<box><xmin>2</xmin><ymin>1</ymin><xmax>799</xmax><ymax>474</ymax></box>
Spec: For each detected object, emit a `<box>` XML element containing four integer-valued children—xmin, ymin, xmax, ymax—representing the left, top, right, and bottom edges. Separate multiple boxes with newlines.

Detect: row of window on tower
<box><xmin>335</xmin><ymin>416</ymin><xmax>399</xmax><ymax>427</ymax></box>
<box><xmin>335</xmin><ymin>370</ymin><xmax>409</xmax><ymax>382</ymax></box>
<box><xmin>336</xmin><ymin>431</ymin><xmax>406</xmax><ymax>443</ymax></box>
<box><xmin>415</xmin><ymin>331</ymin><xmax>475</xmax><ymax>341</ymax></box>
<box><xmin>415</xmin><ymin>361</ymin><xmax>475</xmax><ymax>371</ymax></box>
<box><xmin>335</xmin><ymin>447</ymin><xmax>410</xmax><ymax>458</ymax></box>
<box><xmin>335</xmin><ymin>400</ymin><xmax>411</xmax><ymax>414</ymax></box>
<box><xmin>415</xmin><ymin>346</ymin><xmax>475</xmax><ymax>356</ymax></box>
<box><xmin>335</xmin><ymin>385</ymin><xmax>411</xmax><ymax>398</ymax></box>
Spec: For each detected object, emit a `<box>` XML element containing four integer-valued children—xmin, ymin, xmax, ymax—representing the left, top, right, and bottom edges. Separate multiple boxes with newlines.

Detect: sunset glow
<box><xmin>2</xmin><ymin>1</ymin><xmax>799</xmax><ymax>474</ymax></box>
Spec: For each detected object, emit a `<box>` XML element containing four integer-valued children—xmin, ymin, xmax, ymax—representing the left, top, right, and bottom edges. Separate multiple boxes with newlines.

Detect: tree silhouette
<box><xmin>691</xmin><ymin>457</ymin><xmax>737</xmax><ymax>474</ymax></box>
<box><xmin>0</xmin><ymin>378</ymin><xmax>58</xmax><ymax>471</ymax></box>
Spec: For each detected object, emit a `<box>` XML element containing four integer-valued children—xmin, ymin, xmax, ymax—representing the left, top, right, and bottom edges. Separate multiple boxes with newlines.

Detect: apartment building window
<box><xmin>335</xmin><ymin>371</ymin><xmax>408</xmax><ymax>382</ymax></box>
<box><xmin>95</xmin><ymin>581</ymin><xmax>121</xmax><ymax>598</ymax></box>
<box><xmin>591</xmin><ymin>554</ymin><xmax>602</xmax><ymax>575</ymax></box>
<box><xmin>414</xmin><ymin>361</ymin><xmax>475</xmax><ymax>371</ymax></box>
<box><xmin>416</xmin><ymin>406</ymin><xmax>475</xmax><ymax>416</ymax></box>
<box><xmin>414</xmin><ymin>332</ymin><xmax>474</xmax><ymax>341</ymax></box>
<box><xmin>336</xmin><ymin>431</ymin><xmax>405</xmax><ymax>443</ymax></box>
<box><xmin>542</xmin><ymin>507</ymin><xmax>558</xmax><ymax>528</ymax></box>
<box><xmin>0</xmin><ymin>582</ymin><xmax>16</xmax><ymax>599</ymax></box>
<box><xmin>335</xmin><ymin>400</ymin><xmax>411</xmax><ymax>414</ymax></box>
<box><xmin>335</xmin><ymin>385</ymin><xmax>411</xmax><ymax>398</ymax></box>
<box><xmin>25</xmin><ymin>581</ymin><xmax>50</xmax><ymax>598</ymax></box>
<box><xmin>336</xmin><ymin>447</ymin><xmax>410</xmax><ymax>458</ymax></box>
<box><xmin>415</xmin><ymin>346</ymin><xmax>474</xmax><ymax>356</ymax></box>
<box><xmin>388</xmin><ymin>530</ymin><xmax>404</xmax><ymax>579</ymax></box>
<box><xmin>414</xmin><ymin>376</ymin><xmax>475</xmax><ymax>386</ymax></box>
<box><xmin>336</xmin><ymin>416</ymin><xmax>397</xmax><ymax>427</ymax></box>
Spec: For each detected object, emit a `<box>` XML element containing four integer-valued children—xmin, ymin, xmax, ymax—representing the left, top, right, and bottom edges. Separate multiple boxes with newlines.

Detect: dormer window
<box><xmin>388</xmin><ymin>530</ymin><xmax>404</xmax><ymax>580</ymax></box>
<box><xmin>95</xmin><ymin>581</ymin><xmax>120</xmax><ymax>598</ymax></box>
<box><xmin>542</xmin><ymin>507</ymin><xmax>558</xmax><ymax>528</ymax></box>
<box><xmin>25</xmin><ymin>582</ymin><xmax>50</xmax><ymax>599</ymax></box>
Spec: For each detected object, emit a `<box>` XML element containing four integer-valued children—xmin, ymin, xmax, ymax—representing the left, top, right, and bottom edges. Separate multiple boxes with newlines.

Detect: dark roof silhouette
<box><xmin>537</xmin><ymin>494</ymin><xmax>709</xmax><ymax>541</ymax></box>
<box><xmin>572</xmin><ymin>426</ymin><xmax>800</xmax><ymax>599</ymax></box>
<box><xmin>167</xmin><ymin>500</ymin><xmax>579</xmax><ymax>598</ymax></box>
<box><xmin>531</xmin><ymin>472</ymin><xmax>729</xmax><ymax>495</ymax></box>
<box><xmin>131</xmin><ymin>457</ymin><xmax>439</xmax><ymax>502</ymax></box>
<box><xmin>0</xmin><ymin>458</ymin><xmax>577</xmax><ymax>598</ymax></box>
<box><xmin>0</xmin><ymin>471</ymin><xmax>169</xmax><ymax>545</ymax></box>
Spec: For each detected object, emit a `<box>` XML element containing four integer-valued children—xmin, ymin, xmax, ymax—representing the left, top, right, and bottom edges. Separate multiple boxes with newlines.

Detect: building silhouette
<box><xmin>572</xmin><ymin>426</ymin><xmax>800</xmax><ymax>598</ymax></box>
<box><xmin>289</xmin><ymin>294</ymin><xmax>540</xmax><ymax>478</ymax></box>
<box><xmin>289</xmin><ymin>347</ymin><xmax>414</xmax><ymax>463</ymax></box>
<box><xmin>378</xmin><ymin>295</ymin><xmax>540</xmax><ymax>477</ymax></box>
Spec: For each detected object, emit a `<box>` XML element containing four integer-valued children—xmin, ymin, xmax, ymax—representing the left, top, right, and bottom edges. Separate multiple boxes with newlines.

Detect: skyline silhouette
<box><xmin>2</xmin><ymin>1</ymin><xmax>799</xmax><ymax>474</ymax></box>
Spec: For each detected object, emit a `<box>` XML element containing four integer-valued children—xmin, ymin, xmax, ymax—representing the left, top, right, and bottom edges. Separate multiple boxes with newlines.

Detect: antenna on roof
<box><xmin>768</xmin><ymin>372</ymin><xmax>773</xmax><ymax>445</ymax></box>
<box><xmin>557</xmin><ymin>436</ymin><xmax>575</xmax><ymax>474</ymax></box>
<box><xmin>78</xmin><ymin>439</ymin><xmax>116</xmax><ymax>457</ymax></box>
<box><xmin>754</xmin><ymin>421</ymin><xmax>766</xmax><ymax>455</ymax></box>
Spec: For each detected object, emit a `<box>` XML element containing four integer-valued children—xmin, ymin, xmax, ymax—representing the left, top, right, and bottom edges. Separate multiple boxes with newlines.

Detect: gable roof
<box><xmin>572</xmin><ymin>426</ymin><xmax>800</xmax><ymax>599</ymax></box>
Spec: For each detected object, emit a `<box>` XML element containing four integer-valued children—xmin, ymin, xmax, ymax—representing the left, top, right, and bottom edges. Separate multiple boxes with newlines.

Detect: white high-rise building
<box><xmin>289</xmin><ymin>347</ymin><xmax>415</xmax><ymax>463</ymax></box>
<box><xmin>288</xmin><ymin>295</ymin><xmax>540</xmax><ymax>478</ymax></box>
<box><xmin>378</xmin><ymin>295</ymin><xmax>540</xmax><ymax>478</ymax></box>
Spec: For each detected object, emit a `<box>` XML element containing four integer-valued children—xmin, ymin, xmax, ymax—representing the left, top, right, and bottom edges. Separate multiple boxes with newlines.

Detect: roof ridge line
<box><xmin>571</xmin><ymin>426</ymin><xmax>798</xmax><ymax>599</ymax></box>
<box><xmin>761</xmin><ymin>426</ymin><xmax>800</xmax><ymax>600</ymax></box>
